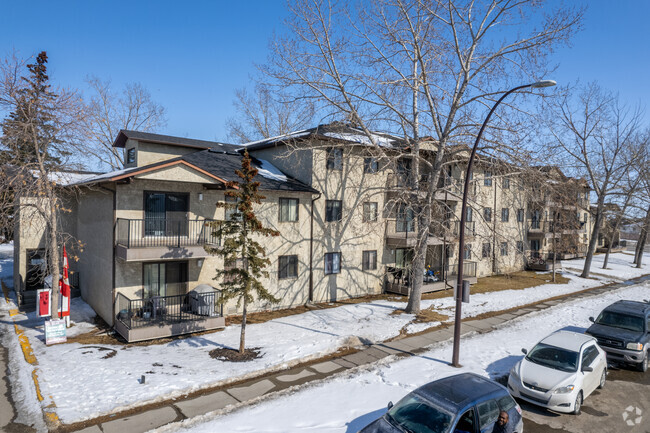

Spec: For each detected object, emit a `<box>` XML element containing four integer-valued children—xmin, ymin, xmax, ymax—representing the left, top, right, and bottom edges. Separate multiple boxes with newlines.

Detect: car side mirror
<box><xmin>589</xmin><ymin>317</ymin><xmax>595</xmax><ymax>323</ymax></box>
<box><xmin>521</xmin><ymin>348</ymin><xmax>528</xmax><ymax>355</ymax></box>
<box><xmin>582</xmin><ymin>366</ymin><xmax>593</xmax><ymax>373</ymax></box>
<box><xmin>387</xmin><ymin>401</ymin><xmax>393</xmax><ymax>410</ymax></box>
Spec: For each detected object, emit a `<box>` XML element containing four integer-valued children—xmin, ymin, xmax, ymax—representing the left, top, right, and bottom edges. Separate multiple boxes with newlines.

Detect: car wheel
<box><xmin>572</xmin><ymin>391</ymin><xmax>582</xmax><ymax>415</ymax></box>
<box><xmin>598</xmin><ymin>368</ymin><xmax>606</xmax><ymax>389</ymax></box>
<box><xmin>638</xmin><ymin>351</ymin><xmax>648</xmax><ymax>373</ymax></box>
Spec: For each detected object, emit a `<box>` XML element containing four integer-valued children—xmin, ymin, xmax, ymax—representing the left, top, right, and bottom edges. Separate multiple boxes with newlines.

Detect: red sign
<box><xmin>37</xmin><ymin>289</ymin><xmax>51</xmax><ymax>318</ymax></box>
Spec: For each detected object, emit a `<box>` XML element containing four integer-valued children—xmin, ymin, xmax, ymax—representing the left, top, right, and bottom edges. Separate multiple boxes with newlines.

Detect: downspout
<box><xmin>309</xmin><ymin>192</ymin><xmax>322</xmax><ymax>303</ymax></box>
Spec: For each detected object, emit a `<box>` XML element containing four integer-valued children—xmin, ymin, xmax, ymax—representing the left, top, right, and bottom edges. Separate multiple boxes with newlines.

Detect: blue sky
<box><xmin>1</xmin><ymin>1</ymin><xmax>649</xmax><ymax>143</ymax></box>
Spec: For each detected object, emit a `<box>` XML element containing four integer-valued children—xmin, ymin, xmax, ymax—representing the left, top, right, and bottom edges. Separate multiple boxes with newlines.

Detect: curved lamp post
<box><xmin>451</xmin><ymin>80</ymin><xmax>556</xmax><ymax>368</ymax></box>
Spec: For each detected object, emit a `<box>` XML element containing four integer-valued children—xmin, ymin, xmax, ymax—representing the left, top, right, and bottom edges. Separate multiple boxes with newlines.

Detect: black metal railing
<box><xmin>387</xmin><ymin>260</ymin><xmax>477</xmax><ymax>287</ymax></box>
<box><xmin>116</xmin><ymin>218</ymin><xmax>221</xmax><ymax>248</ymax></box>
<box><xmin>115</xmin><ymin>289</ymin><xmax>223</xmax><ymax>330</ymax></box>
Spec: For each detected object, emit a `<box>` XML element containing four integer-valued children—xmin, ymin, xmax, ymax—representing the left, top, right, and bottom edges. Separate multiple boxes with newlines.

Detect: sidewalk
<box><xmin>65</xmin><ymin>274</ymin><xmax>650</xmax><ymax>433</ymax></box>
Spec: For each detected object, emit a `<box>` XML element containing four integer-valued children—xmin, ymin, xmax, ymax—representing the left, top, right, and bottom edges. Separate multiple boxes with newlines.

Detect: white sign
<box><xmin>45</xmin><ymin>319</ymin><xmax>67</xmax><ymax>345</ymax></box>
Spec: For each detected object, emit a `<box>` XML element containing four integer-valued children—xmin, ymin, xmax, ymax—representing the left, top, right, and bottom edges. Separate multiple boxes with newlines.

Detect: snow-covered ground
<box><xmin>1</xmin><ymin>248</ymin><xmax>649</xmax><ymax>425</ymax></box>
<box><xmin>158</xmin><ymin>281</ymin><xmax>650</xmax><ymax>433</ymax></box>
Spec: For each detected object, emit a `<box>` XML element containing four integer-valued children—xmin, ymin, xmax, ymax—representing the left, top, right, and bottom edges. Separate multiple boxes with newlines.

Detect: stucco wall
<box><xmin>76</xmin><ymin>187</ymin><xmax>114</xmax><ymax>324</ymax></box>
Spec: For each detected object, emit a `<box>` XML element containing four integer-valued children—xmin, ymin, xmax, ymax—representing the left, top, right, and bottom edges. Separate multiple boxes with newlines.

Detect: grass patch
<box><xmin>421</xmin><ymin>271</ymin><xmax>569</xmax><ymax>300</ymax></box>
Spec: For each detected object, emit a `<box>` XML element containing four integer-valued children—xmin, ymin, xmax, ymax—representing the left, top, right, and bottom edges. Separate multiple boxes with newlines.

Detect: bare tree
<box><xmin>544</xmin><ymin>83</ymin><xmax>644</xmax><ymax>278</ymax></box>
<box><xmin>83</xmin><ymin>77</ymin><xmax>166</xmax><ymax>170</ymax></box>
<box><xmin>0</xmin><ymin>51</ymin><xmax>85</xmax><ymax>317</ymax></box>
<box><xmin>226</xmin><ymin>83</ymin><xmax>315</xmax><ymax>143</ymax></box>
<box><xmin>261</xmin><ymin>0</ymin><xmax>581</xmax><ymax>313</ymax></box>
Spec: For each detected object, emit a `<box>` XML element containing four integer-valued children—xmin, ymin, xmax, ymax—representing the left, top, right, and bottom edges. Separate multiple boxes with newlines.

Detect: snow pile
<box><xmin>163</xmin><ymin>282</ymin><xmax>650</xmax><ymax>433</ymax></box>
<box><xmin>322</xmin><ymin>132</ymin><xmax>396</xmax><ymax>148</ymax></box>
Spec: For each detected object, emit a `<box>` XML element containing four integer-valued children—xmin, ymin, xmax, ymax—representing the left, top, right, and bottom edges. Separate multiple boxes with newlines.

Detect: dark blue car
<box><xmin>359</xmin><ymin>373</ymin><xmax>523</xmax><ymax>433</ymax></box>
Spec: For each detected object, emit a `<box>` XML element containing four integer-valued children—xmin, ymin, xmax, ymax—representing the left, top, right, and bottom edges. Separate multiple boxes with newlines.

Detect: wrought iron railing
<box><xmin>386</xmin><ymin>260</ymin><xmax>477</xmax><ymax>287</ymax></box>
<box><xmin>116</xmin><ymin>218</ymin><xmax>221</xmax><ymax>248</ymax></box>
<box><xmin>115</xmin><ymin>289</ymin><xmax>223</xmax><ymax>330</ymax></box>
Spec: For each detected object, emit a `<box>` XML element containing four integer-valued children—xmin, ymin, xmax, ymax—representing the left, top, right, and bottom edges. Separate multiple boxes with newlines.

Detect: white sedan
<box><xmin>507</xmin><ymin>330</ymin><xmax>607</xmax><ymax>415</ymax></box>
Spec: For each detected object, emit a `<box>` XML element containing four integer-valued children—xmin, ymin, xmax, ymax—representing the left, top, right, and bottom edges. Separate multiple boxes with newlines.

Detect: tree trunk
<box><xmin>602</xmin><ymin>235</ymin><xmax>613</xmax><ymax>269</ymax></box>
<box><xmin>48</xmin><ymin>197</ymin><xmax>60</xmax><ymax>319</ymax></box>
<box><xmin>635</xmin><ymin>205</ymin><xmax>650</xmax><ymax>267</ymax></box>
<box><xmin>239</xmin><ymin>296</ymin><xmax>247</xmax><ymax>354</ymax></box>
<box><xmin>581</xmin><ymin>200</ymin><xmax>605</xmax><ymax>278</ymax></box>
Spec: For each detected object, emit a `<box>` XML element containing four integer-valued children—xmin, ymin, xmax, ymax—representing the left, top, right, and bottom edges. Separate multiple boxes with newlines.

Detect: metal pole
<box><xmin>451</xmin><ymin>83</ymin><xmax>536</xmax><ymax>367</ymax></box>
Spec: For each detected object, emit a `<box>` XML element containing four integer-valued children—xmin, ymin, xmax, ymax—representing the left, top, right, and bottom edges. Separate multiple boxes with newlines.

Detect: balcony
<box><xmin>115</xmin><ymin>218</ymin><xmax>221</xmax><ymax>262</ymax></box>
<box><xmin>114</xmin><ymin>289</ymin><xmax>225</xmax><ymax>342</ymax></box>
<box><xmin>385</xmin><ymin>261</ymin><xmax>477</xmax><ymax>295</ymax></box>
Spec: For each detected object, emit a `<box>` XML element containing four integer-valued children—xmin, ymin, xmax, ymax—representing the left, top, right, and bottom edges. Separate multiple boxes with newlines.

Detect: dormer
<box><xmin>113</xmin><ymin>130</ymin><xmax>236</xmax><ymax>169</ymax></box>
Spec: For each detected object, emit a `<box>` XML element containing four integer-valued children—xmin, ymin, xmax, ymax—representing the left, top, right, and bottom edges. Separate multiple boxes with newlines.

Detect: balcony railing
<box><xmin>115</xmin><ymin>289</ymin><xmax>223</xmax><ymax>331</ymax></box>
<box><xmin>116</xmin><ymin>218</ymin><xmax>221</xmax><ymax>248</ymax></box>
<box><xmin>387</xmin><ymin>260</ymin><xmax>477</xmax><ymax>286</ymax></box>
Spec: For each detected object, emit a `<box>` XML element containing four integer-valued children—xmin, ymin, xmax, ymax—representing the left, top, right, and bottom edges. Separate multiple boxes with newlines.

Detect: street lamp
<box><xmin>451</xmin><ymin>80</ymin><xmax>556</xmax><ymax>368</ymax></box>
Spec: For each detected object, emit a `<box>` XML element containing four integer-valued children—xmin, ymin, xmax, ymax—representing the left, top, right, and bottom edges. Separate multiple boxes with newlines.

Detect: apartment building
<box><xmin>13</xmin><ymin>123</ymin><xmax>595</xmax><ymax>342</ymax></box>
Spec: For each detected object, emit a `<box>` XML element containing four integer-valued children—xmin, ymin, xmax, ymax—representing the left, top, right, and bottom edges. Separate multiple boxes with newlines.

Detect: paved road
<box><xmin>522</xmin><ymin>361</ymin><xmax>650</xmax><ymax>432</ymax></box>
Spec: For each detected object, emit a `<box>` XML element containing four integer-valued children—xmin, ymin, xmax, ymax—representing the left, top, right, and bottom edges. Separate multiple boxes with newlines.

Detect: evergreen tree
<box><xmin>0</xmin><ymin>51</ymin><xmax>67</xmax><ymax>166</ymax></box>
<box><xmin>205</xmin><ymin>150</ymin><xmax>280</xmax><ymax>354</ymax></box>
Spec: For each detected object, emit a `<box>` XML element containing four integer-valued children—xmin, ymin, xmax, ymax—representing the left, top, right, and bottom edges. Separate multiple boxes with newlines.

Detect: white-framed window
<box><xmin>279</xmin><ymin>198</ymin><xmax>299</xmax><ymax>222</ymax></box>
<box><xmin>484</xmin><ymin>171</ymin><xmax>492</xmax><ymax>186</ymax></box>
<box><xmin>126</xmin><ymin>147</ymin><xmax>136</xmax><ymax>164</ymax></box>
<box><xmin>324</xmin><ymin>252</ymin><xmax>341</xmax><ymax>274</ymax></box>
<box><xmin>363</xmin><ymin>202</ymin><xmax>378</xmax><ymax>222</ymax></box>
<box><xmin>464</xmin><ymin>245</ymin><xmax>472</xmax><ymax>260</ymax></box>
<box><xmin>484</xmin><ymin>207</ymin><xmax>492</xmax><ymax>222</ymax></box>
<box><xmin>278</xmin><ymin>255</ymin><xmax>298</xmax><ymax>279</ymax></box>
<box><xmin>503</xmin><ymin>178</ymin><xmax>510</xmax><ymax>189</ymax></box>
<box><xmin>501</xmin><ymin>208</ymin><xmax>509</xmax><ymax>222</ymax></box>
<box><xmin>501</xmin><ymin>242</ymin><xmax>508</xmax><ymax>256</ymax></box>
<box><xmin>362</xmin><ymin>250</ymin><xmax>377</xmax><ymax>270</ymax></box>
<box><xmin>517</xmin><ymin>208</ymin><xmax>524</xmax><ymax>222</ymax></box>
<box><xmin>516</xmin><ymin>241</ymin><xmax>524</xmax><ymax>252</ymax></box>
<box><xmin>482</xmin><ymin>243</ymin><xmax>491</xmax><ymax>259</ymax></box>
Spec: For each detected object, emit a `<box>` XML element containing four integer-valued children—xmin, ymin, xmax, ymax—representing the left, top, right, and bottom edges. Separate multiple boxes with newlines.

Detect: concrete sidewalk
<box><xmin>69</xmin><ymin>274</ymin><xmax>650</xmax><ymax>433</ymax></box>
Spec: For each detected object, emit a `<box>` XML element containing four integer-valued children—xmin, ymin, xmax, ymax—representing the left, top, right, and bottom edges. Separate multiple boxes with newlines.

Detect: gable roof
<box><xmin>70</xmin><ymin>149</ymin><xmax>318</xmax><ymax>193</ymax></box>
<box><xmin>113</xmin><ymin>130</ymin><xmax>238</xmax><ymax>152</ymax></box>
<box><xmin>242</xmin><ymin>122</ymin><xmax>404</xmax><ymax>151</ymax></box>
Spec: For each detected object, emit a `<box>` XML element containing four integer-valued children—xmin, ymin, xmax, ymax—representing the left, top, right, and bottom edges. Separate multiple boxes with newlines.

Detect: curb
<box><xmin>1</xmin><ymin>281</ymin><xmax>61</xmax><ymax>431</ymax></box>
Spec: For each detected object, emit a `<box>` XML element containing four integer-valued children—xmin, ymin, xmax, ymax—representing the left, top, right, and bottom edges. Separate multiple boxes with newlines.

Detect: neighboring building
<box><xmin>13</xmin><ymin>124</ymin><xmax>596</xmax><ymax>342</ymax></box>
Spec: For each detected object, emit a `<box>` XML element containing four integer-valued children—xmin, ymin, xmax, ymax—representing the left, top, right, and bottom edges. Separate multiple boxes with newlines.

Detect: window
<box><xmin>482</xmin><ymin>243</ymin><xmax>491</xmax><ymax>259</ymax></box>
<box><xmin>501</xmin><ymin>242</ymin><xmax>508</xmax><ymax>256</ymax></box>
<box><xmin>225</xmin><ymin>195</ymin><xmax>239</xmax><ymax>221</ymax></box>
<box><xmin>395</xmin><ymin>248</ymin><xmax>413</xmax><ymax>268</ymax></box>
<box><xmin>324</xmin><ymin>252</ymin><xmax>341</xmax><ymax>274</ymax></box>
<box><xmin>464</xmin><ymin>245</ymin><xmax>472</xmax><ymax>260</ymax></box>
<box><xmin>326</xmin><ymin>147</ymin><xmax>343</xmax><ymax>170</ymax></box>
<box><xmin>477</xmin><ymin>400</ymin><xmax>499</xmax><ymax>429</ymax></box>
<box><xmin>503</xmin><ymin>178</ymin><xmax>510</xmax><ymax>189</ymax></box>
<box><xmin>278</xmin><ymin>255</ymin><xmax>298</xmax><ymax>279</ymax></box>
<box><xmin>582</xmin><ymin>345</ymin><xmax>599</xmax><ymax>368</ymax></box>
<box><xmin>484</xmin><ymin>171</ymin><xmax>492</xmax><ymax>186</ymax></box>
<box><xmin>279</xmin><ymin>198</ymin><xmax>299</xmax><ymax>222</ymax></box>
<box><xmin>466</xmin><ymin>207</ymin><xmax>473</xmax><ymax>222</ymax></box>
<box><xmin>584</xmin><ymin>213</ymin><xmax>588</xmax><ymax>223</ymax></box>
<box><xmin>362</xmin><ymin>250</ymin><xmax>377</xmax><ymax>270</ymax></box>
<box><xmin>363</xmin><ymin>202</ymin><xmax>378</xmax><ymax>222</ymax></box>
<box><xmin>516</xmin><ymin>241</ymin><xmax>524</xmax><ymax>252</ymax></box>
<box><xmin>325</xmin><ymin>200</ymin><xmax>342</xmax><ymax>222</ymax></box>
<box><xmin>484</xmin><ymin>207</ymin><xmax>492</xmax><ymax>222</ymax></box>
<box><xmin>144</xmin><ymin>192</ymin><xmax>189</xmax><ymax>236</ymax></box>
<box><xmin>364</xmin><ymin>157</ymin><xmax>378</xmax><ymax>173</ymax></box>
<box><xmin>396</xmin><ymin>204</ymin><xmax>415</xmax><ymax>232</ymax></box>
<box><xmin>531</xmin><ymin>239</ymin><xmax>541</xmax><ymax>252</ymax></box>
<box><xmin>517</xmin><ymin>208</ymin><xmax>525</xmax><ymax>222</ymax></box>
<box><xmin>501</xmin><ymin>208</ymin><xmax>509</xmax><ymax>222</ymax></box>
<box><xmin>143</xmin><ymin>261</ymin><xmax>187</xmax><ymax>298</ymax></box>
<box><xmin>456</xmin><ymin>409</ymin><xmax>476</xmax><ymax>433</ymax></box>
<box><xmin>126</xmin><ymin>147</ymin><xmax>136</xmax><ymax>164</ymax></box>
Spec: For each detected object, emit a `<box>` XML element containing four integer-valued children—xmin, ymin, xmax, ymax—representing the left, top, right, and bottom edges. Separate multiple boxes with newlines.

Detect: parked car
<box><xmin>507</xmin><ymin>330</ymin><xmax>607</xmax><ymax>415</ymax></box>
<box><xmin>585</xmin><ymin>300</ymin><xmax>650</xmax><ymax>372</ymax></box>
<box><xmin>359</xmin><ymin>372</ymin><xmax>523</xmax><ymax>433</ymax></box>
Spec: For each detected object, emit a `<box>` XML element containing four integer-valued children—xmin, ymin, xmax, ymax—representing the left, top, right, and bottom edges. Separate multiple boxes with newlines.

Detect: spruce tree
<box><xmin>205</xmin><ymin>150</ymin><xmax>280</xmax><ymax>354</ymax></box>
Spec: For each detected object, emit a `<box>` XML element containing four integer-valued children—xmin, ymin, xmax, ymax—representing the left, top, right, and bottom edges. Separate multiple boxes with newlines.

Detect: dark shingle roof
<box><xmin>113</xmin><ymin>130</ymin><xmax>238</xmax><ymax>152</ymax></box>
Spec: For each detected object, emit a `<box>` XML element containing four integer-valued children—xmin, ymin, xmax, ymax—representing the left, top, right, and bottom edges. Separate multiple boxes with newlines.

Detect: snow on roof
<box><xmin>66</xmin><ymin>167</ymin><xmax>138</xmax><ymax>186</ymax></box>
<box><xmin>255</xmin><ymin>159</ymin><xmax>288</xmax><ymax>182</ymax></box>
<box><xmin>321</xmin><ymin>131</ymin><xmax>396</xmax><ymax>147</ymax></box>
<box><xmin>37</xmin><ymin>171</ymin><xmax>101</xmax><ymax>186</ymax></box>
<box><xmin>241</xmin><ymin>129</ymin><xmax>312</xmax><ymax>147</ymax></box>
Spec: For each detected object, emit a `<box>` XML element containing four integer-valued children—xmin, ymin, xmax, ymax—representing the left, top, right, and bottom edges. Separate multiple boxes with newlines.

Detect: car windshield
<box><xmin>526</xmin><ymin>342</ymin><xmax>579</xmax><ymax>373</ymax></box>
<box><xmin>595</xmin><ymin>311</ymin><xmax>645</xmax><ymax>332</ymax></box>
<box><xmin>387</xmin><ymin>394</ymin><xmax>453</xmax><ymax>433</ymax></box>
